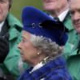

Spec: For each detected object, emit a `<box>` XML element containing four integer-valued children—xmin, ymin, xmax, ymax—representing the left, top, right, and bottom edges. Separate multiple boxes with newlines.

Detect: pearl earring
<box><xmin>37</xmin><ymin>51</ymin><xmax>41</xmax><ymax>55</ymax></box>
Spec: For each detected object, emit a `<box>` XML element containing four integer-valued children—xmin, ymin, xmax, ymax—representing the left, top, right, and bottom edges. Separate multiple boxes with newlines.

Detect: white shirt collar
<box><xmin>30</xmin><ymin>57</ymin><xmax>49</xmax><ymax>73</ymax></box>
<box><xmin>58</xmin><ymin>9</ymin><xmax>69</xmax><ymax>21</ymax></box>
<box><xmin>30</xmin><ymin>62</ymin><xmax>44</xmax><ymax>73</ymax></box>
<box><xmin>0</xmin><ymin>21</ymin><xmax>5</xmax><ymax>32</ymax></box>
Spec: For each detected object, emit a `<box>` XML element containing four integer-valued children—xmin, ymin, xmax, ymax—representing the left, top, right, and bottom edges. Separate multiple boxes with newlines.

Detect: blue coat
<box><xmin>18</xmin><ymin>56</ymin><xmax>72</xmax><ymax>80</ymax></box>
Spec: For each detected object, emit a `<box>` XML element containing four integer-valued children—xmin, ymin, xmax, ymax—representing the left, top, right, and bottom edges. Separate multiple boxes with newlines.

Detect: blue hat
<box><xmin>22</xmin><ymin>6</ymin><xmax>68</xmax><ymax>46</ymax></box>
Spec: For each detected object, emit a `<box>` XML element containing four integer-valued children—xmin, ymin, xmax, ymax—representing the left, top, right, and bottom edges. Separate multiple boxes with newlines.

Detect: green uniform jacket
<box><xmin>63</xmin><ymin>12</ymin><xmax>80</xmax><ymax>80</ymax></box>
<box><xmin>0</xmin><ymin>13</ymin><xmax>29</xmax><ymax>79</ymax></box>
<box><xmin>63</xmin><ymin>12</ymin><xmax>78</xmax><ymax>44</ymax></box>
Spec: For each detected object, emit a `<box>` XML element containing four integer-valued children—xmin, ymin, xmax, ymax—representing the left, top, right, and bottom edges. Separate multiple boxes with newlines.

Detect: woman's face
<box><xmin>18</xmin><ymin>31</ymin><xmax>39</xmax><ymax>63</ymax></box>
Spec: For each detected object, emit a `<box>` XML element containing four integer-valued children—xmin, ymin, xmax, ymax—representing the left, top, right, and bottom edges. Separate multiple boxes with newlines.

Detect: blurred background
<box><xmin>10</xmin><ymin>0</ymin><xmax>43</xmax><ymax>21</ymax></box>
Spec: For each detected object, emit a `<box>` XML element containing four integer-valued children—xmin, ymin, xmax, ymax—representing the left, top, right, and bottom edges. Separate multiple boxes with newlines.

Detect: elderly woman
<box><xmin>18</xmin><ymin>6</ymin><xmax>72</xmax><ymax>80</ymax></box>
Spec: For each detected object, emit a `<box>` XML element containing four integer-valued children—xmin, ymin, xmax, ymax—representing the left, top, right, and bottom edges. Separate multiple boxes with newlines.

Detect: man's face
<box><xmin>42</xmin><ymin>0</ymin><xmax>68</xmax><ymax>13</ymax></box>
<box><xmin>0</xmin><ymin>0</ymin><xmax>10</xmax><ymax>22</ymax></box>
<box><xmin>69</xmin><ymin>0</ymin><xmax>80</xmax><ymax>33</ymax></box>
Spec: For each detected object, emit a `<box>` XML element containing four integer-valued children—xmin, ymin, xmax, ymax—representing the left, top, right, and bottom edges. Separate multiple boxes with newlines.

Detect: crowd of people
<box><xmin>0</xmin><ymin>0</ymin><xmax>80</xmax><ymax>80</ymax></box>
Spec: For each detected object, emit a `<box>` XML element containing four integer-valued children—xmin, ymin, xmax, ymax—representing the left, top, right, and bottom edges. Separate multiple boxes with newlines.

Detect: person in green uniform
<box><xmin>42</xmin><ymin>0</ymin><xmax>78</xmax><ymax>44</ymax></box>
<box><xmin>64</xmin><ymin>0</ymin><xmax>80</xmax><ymax>79</ymax></box>
<box><xmin>42</xmin><ymin>0</ymin><xmax>79</xmax><ymax>79</ymax></box>
<box><xmin>0</xmin><ymin>0</ymin><xmax>28</xmax><ymax>80</ymax></box>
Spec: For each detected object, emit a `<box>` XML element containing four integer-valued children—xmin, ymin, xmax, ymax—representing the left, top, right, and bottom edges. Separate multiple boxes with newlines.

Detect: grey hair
<box><xmin>30</xmin><ymin>34</ymin><xmax>63</xmax><ymax>59</ymax></box>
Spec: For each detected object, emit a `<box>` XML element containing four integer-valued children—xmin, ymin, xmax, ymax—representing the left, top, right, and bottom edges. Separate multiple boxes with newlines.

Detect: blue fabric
<box><xmin>18</xmin><ymin>56</ymin><xmax>72</xmax><ymax>80</ymax></box>
<box><xmin>22</xmin><ymin>6</ymin><xmax>68</xmax><ymax>46</ymax></box>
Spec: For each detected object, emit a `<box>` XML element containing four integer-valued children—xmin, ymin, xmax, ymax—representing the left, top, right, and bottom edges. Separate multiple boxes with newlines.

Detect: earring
<box><xmin>37</xmin><ymin>51</ymin><xmax>41</xmax><ymax>55</ymax></box>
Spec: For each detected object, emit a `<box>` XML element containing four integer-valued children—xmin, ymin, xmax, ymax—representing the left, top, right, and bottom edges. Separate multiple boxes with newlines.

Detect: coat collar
<box><xmin>6</xmin><ymin>13</ymin><xmax>22</xmax><ymax>40</ymax></box>
<box><xmin>63</xmin><ymin>11</ymin><xmax>74</xmax><ymax>31</ymax></box>
<box><xmin>19</xmin><ymin>56</ymin><xmax>65</xmax><ymax>80</ymax></box>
